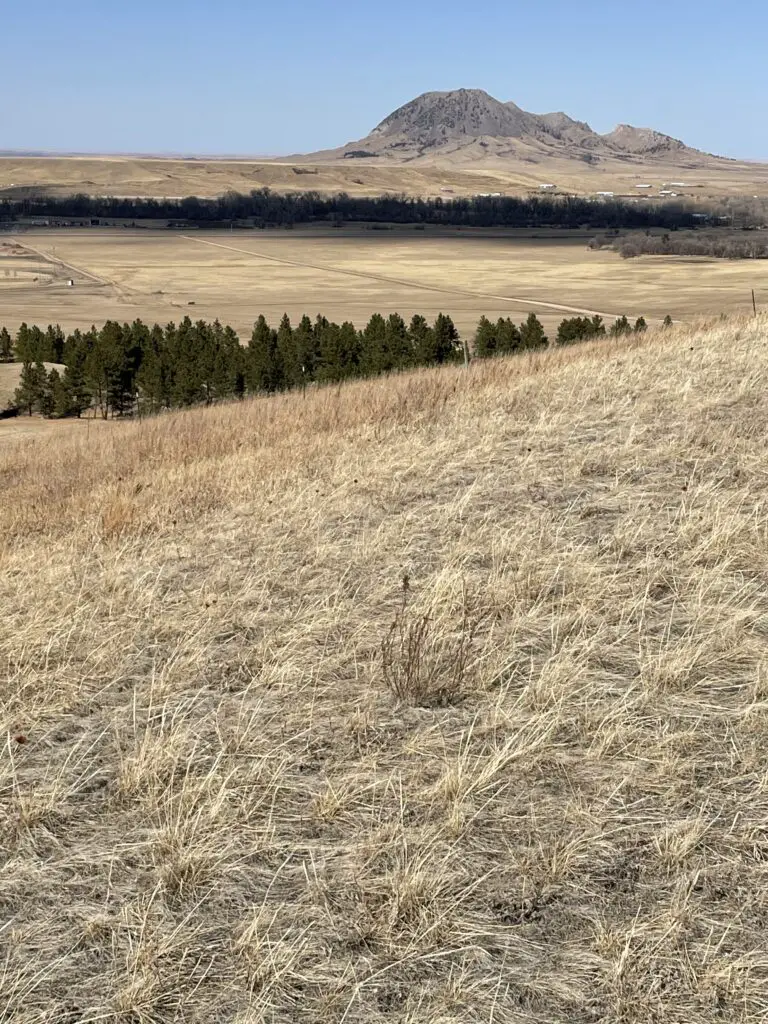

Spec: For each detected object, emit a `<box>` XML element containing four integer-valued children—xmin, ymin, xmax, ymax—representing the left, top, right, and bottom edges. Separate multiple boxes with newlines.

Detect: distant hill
<box><xmin>309</xmin><ymin>88</ymin><xmax>718</xmax><ymax>166</ymax></box>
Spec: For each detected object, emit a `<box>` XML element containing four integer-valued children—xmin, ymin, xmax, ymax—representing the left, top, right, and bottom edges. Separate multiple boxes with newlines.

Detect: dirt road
<box><xmin>181</xmin><ymin>234</ymin><xmax>655</xmax><ymax>322</ymax></box>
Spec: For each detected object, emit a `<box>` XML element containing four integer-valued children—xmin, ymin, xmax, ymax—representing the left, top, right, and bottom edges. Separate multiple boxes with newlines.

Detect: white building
<box><xmin>539</xmin><ymin>183</ymin><xmax>556</xmax><ymax>191</ymax></box>
<box><xmin>635</xmin><ymin>184</ymin><xmax>653</xmax><ymax>189</ymax></box>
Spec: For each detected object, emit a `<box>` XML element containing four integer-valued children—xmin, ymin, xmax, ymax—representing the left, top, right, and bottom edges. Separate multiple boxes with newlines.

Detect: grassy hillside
<box><xmin>2</xmin><ymin>318</ymin><xmax>768</xmax><ymax>1023</ymax></box>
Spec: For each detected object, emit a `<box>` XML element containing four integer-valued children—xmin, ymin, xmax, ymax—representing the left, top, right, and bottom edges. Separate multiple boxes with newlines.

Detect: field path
<box><xmin>15</xmin><ymin>240</ymin><xmax>113</xmax><ymax>287</ymax></box>
<box><xmin>182</xmin><ymin>234</ymin><xmax>647</xmax><ymax>322</ymax></box>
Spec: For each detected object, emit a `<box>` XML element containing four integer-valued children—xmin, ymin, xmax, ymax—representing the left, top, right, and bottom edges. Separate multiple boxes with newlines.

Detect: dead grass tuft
<box><xmin>380</xmin><ymin>576</ymin><xmax>482</xmax><ymax>706</ymax></box>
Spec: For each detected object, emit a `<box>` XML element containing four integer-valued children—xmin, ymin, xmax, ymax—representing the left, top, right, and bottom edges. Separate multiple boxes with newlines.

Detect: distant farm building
<box><xmin>539</xmin><ymin>183</ymin><xmax>556</xmax><ymax>191</ymax></box>
<box><xmin>596</xmin><ymin>191</ymin><xmax>615</xmax><ymax>197</ymax></box>
<box><xmin>635</xmin><ymin>184</ymin><xmax>653</xmax><ymax>189</ymax></box>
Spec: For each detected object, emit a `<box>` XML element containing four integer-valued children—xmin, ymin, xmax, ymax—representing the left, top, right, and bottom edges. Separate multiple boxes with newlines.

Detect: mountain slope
<box><xmin>326</xmin><ymin>87</ymin><xmax>711</xmax><ymax>165</ymax></box>
<box><xmin>3</xmin><ymin>315</ymin><xmax>768</xmax><ymax>1022</ymax></box>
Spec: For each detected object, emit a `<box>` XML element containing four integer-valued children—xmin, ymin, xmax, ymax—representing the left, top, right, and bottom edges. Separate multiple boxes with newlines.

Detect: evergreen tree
<box><xmin>45</xmin><ymin>324</ymin><xmax>66</xmax><ymax>362</ymax></box>
<box><xmin>48</xmin><ymin>368</ymin><xmax>72</xmax><ymax>417</ymax></box>
<box><xmin>609</xmin><ymin>315</ymin><xmax>632</xmax><ymax>337</ymax></box>
<box><xmin>409</xmin><ymin>314</ymin><xmax>434</xmax><ymax>367</ymax></box>
<box><xmin>385</xmin><ymin>313</ymin><xmax>413</xmax><ymax>371</ymax></box>
<box><xmin>431</xmin><ymin>314</ymin><xmax>461</xmax><ymax>364</ymax></box>
<box><xmin>62</xmin><ymin>329</ymin><xmax>92</xmax><ymax>417</ymax></box>
<box><xmin>663</xmin><ymin>315</ymin><xmax>673</xmax><ymax>328</ymax></box>
<box><xmin>338</xmin><ymin>321</ymin><xmax>361</xmax><ymax>379</ymax></box>
<box><xmin>0</xmin><ymin>327</ymin><xmax>13</xmax><ymax>362</ymax></box>
<box><xmin>634</xmin><ymin>317</ymin><xmax>648</xmax><ymax>333</ymax></box>
<box><xmin>519</xmin><ymin>313</ymin><xmax>548</xmax><ymax>350</ymax></box>
<box><xmin>316</xmin><ymin>321</ymin><xmax>344</xmax><ymax>383</ymax></box>
<box><xmin>557</xmin><ymin>315</ymin><xmax>606</xmax><ymax>345</ymax></box>
<box><xmin>295</xmin><ymin>315</ymin><xmax>318</xmax><ymax>380</ymax></box>
<box><xmin>14</xmin><ymin>324</ymin><xmax>32</xmax><ymax>362</ymax></box>
<box><xmin>14</xmin><ymin>362</ymin><xmax>44</xmax><ymax>415</ymax></box>
<box><xmin>135</xmin><ymin>324</ymin><xmax>168</xmax><ymax>414</ymax></box>
<box><xmin>62</xmin><ymin>364</ymin><xmax>90</xmax><ymax>417</ymax></box>
<box><xmin>169</xmin><ymin>318</ymin><xmax>205</xmax><ymax>407</ymax></box>
<box><xmin>473</xmin><ymin>316</ymin><xmax>497</xmax><ymax>358</ymax></box>
<box><xmin>276</xmin><ymin>314</ymin><xmax>298</xmax><ymax>390</ymax></box>
<box><xmin>495</xmin><ymin>317</ymin><xmax>522</xmax><ymax>355</ymax></box>
<box><xmin>38</xmin><ymin>368</ymin><xmax>56</xmax><ymax>418</ymax></box>
<box><xmin>360</xmin><ymin>314</ymin><xmax>388</xmax><ymax>375</ymax></box>
<box><xmin>247</xmin><ymin>316</ymin><xmax>280</xmax><ymax>393</ymax></box>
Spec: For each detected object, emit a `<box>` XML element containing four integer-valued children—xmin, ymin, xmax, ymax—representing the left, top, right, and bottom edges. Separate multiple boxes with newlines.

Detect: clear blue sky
<box><xmin>2</xmin><ymin>0</ymin><xmax>765</xmax><ymax>159</ymax></box>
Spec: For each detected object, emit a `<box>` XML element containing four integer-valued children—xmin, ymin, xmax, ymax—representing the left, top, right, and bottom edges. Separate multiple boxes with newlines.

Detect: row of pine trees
<box><xmin>2</xmin><ymin>309</ymin><xmax>654</xmax><ymax>420</ymax></box>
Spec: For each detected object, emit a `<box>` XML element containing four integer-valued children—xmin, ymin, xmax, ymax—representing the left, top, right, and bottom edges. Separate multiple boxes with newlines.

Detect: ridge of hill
<box><xmin>315</xmin><ymin>87</ymin><xmax>719</xmax><ymax>166</ymax></box>
<box><xmin>3</xmin><ymin>315</ymin><xmax>768</xmax><ymax>1022</ymax></box>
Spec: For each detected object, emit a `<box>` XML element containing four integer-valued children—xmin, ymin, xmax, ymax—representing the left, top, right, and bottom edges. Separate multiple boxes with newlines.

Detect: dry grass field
<box><xmin>1</xmin><ymin>229</ymin><xmax>766</xmax><ymax>343</ymax></box>
<box><xmin>3</xmin><ymin>152</ymin><xmax>768</xmax><ymax>199</ymax></box>
<box><xmin>3</xmin><ymin>315</ymin><xmax>768</xmax><ymax>1022</ymax></box>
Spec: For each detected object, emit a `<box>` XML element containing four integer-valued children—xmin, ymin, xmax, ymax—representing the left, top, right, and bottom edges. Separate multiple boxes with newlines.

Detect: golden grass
<box><xmin>3</xmin><ymin>151</ymin><xmax>768</xmax><ymax>200</ymax></box>
<box><xmin>2</xmin><ymin>228</ymin><xmax>765</xmax><ymax>342</ymax></box>
<box><xmin>3</xmin><ymin>316</ymin><xmax>768</xmax><ymax>1022</ymax></box>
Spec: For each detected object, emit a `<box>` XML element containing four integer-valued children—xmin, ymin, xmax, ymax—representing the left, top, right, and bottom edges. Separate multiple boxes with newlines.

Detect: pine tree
<box><xmin>0</xmin><ymin>327</ymin><xmax>13</xmax><ymax>362</ymax></box>
<box><xmin>135</xmin><ymin>324</ymin><xmax>167</xmax><ymax>414</ymax></box>
<box><xmin>634</xmin><ymin>317</ymin><xmax>648</xmax><ymax>333</ymax></box>
<box><xmin>169</xmin><ymin>318</ymin><xmax>205</xmax><ymax>407</ymax></box>
<box><xmin>557</xmin><ymin>315</ymin><xmax>605</xmax><ymax>345</ymax></box>
<box><xmin>247</xmin><ymin>316</ymin><xmax>280</xmax><ymax>393</ymax></box>
<box><xmin>316</xmin><ymin>321</ymin><xmax>344</xmax><ymax>383</ymax></box>
<box><xmin>431</xmin><ymin>314</ymin><xmax>461</xmax><ymax>364</ymax></box>
<box><xmin>473</xmin><ymin>316</ymin><xmax>497</xmax><ymax>358</ymax></box>
<box><xmin>47</xmin><ymin>368</ymin><xmax>73</xmax><ymax>418</ymax></box>
<box><xmin>495</xmin><ymin>317</ymin><xmax>522</xmax><ymax>355</ymax></box>
<box><xmin>45</xmin><ymin>324</ymin><xmax>66</xmax><ymax>362</ymax></box>
<box><xmin>609</xmin><ymin>315</ymin><xmax>632</xmax><ymax>337</ymax></box>
<box><xmin>14</xmin><ymin>362</ymin><xmax>43</xmax><ymax>415</ymax></box>
<box><xmin>409</xmin><ymin>315</ymin><xmax>434</xmax><ymax>367</ymax></box>
<box><xmin>663</xmin><ymin>315</ymin><xmax>673</xmax><ymax>328</ymax></box>
<box><xmin>276</xmin><ymin>314</ymin><xmax>298</xmax><ymax>390</ymax></box>
<box><xmin>338</xmin><ymin>321</ymin><xmax>361</xmax><ymax>379</ymax></box>
<box><xmin>36</xmin><ymin>371</ymin><xmax>54</xmax><ymax>417</ymax></box>
<box><xmin>14</xmin><ymin>324</ymin><xmax>32</xmax><ymax>362</ymax></box>
<box><xmin>385</xmin><ymin>313</ymin><xmax>413</xmax><ymax>371</ymax></box>
<box><xmin>62</xmin><ymin>364</ymin><xmax>90</xmax><ymax>417</ymax></box>
<box><xmin>519</xmin><ymin>313</ymin><xmax>548</xmax><ymax>350</ymax></box>
<box><xmin>295</xmin><ymin>315</ymin><xmax>318</xmax><ymax>381</ymax></box>
<box><xmin>360</xmin><ymin>314</ymin><xmax>388</xmax><ymax>375</ymax></box>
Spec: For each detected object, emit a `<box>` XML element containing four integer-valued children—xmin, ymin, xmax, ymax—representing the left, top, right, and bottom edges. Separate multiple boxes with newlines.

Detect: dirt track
<box><xmin>181</xmin><ymin>234</ymin><xmax>654</xmax><ymax>322</ymax></box>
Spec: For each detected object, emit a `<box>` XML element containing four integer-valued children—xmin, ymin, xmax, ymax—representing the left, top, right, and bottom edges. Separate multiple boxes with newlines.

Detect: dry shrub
<box><xmin>380</xmin><ymin>576</ymin><xmax>481</xmax><ymax>706</ymax></box>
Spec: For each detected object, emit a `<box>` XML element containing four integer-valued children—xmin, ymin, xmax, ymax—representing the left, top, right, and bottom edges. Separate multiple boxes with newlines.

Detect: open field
<box><xmin>4</xmin><ymin>152</ymin><xmax>768</xmax><ymax>200</ymax></box>
<box><xmin>1</xmin><ymin>228</ymin><xmax>766</xmax><ymax>343</ymax></box>
<box><xmin>3</xmin><ymin>316</ymin><xmax>768</xmax><ymax>1022</ymax></box>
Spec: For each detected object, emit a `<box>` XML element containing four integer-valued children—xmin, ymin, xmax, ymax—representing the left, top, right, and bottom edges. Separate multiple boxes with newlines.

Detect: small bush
<box><xmin>381</xmin><ymin>577</ymin><xmax>481</xmax><ymax>707</ymax></box>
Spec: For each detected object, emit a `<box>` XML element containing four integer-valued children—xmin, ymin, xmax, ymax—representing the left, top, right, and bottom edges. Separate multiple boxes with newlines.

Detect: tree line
<box><xmin>3</xmin><ymin>308</ymin><xmax>656</xmax><ymax>420</ymax></box>
<box><xmin>613</xmin><ymin>231</ymin><xmax>768</xmax><ymax>260</ymax></box>
<box><xmin>2</xmin><ymin>188</ymin><xmax>759</xmax><ymax>231</ymax></box>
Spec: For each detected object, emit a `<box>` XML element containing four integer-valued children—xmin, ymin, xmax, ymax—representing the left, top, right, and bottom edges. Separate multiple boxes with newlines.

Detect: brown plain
<box><xmin>1</xmin><ymin>228</ymin><xmax>767</xmax><ymax>348</ymax></box>
<box><xmin>3</xmin><ymin>316</ymin><xmax>768</xmax><ymax>1021</ymax></box>
<box><xmin>3</xmin><ymin>150</ymin><xmax>768</xmax><ymax>199</ymax></box>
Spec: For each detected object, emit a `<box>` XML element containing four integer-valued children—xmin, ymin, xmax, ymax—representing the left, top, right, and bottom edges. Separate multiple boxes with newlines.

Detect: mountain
<box><xmin>320</xmin><ymin>88</ymin><xmax>709</xmax><ymax>165</ymax></box>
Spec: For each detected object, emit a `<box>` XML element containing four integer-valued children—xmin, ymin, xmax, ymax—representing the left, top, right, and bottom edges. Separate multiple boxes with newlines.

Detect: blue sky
<box><xmin>2</xmin><ymin>0</ymin><xmax>765</xmax><ymax>158</ymax></box>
